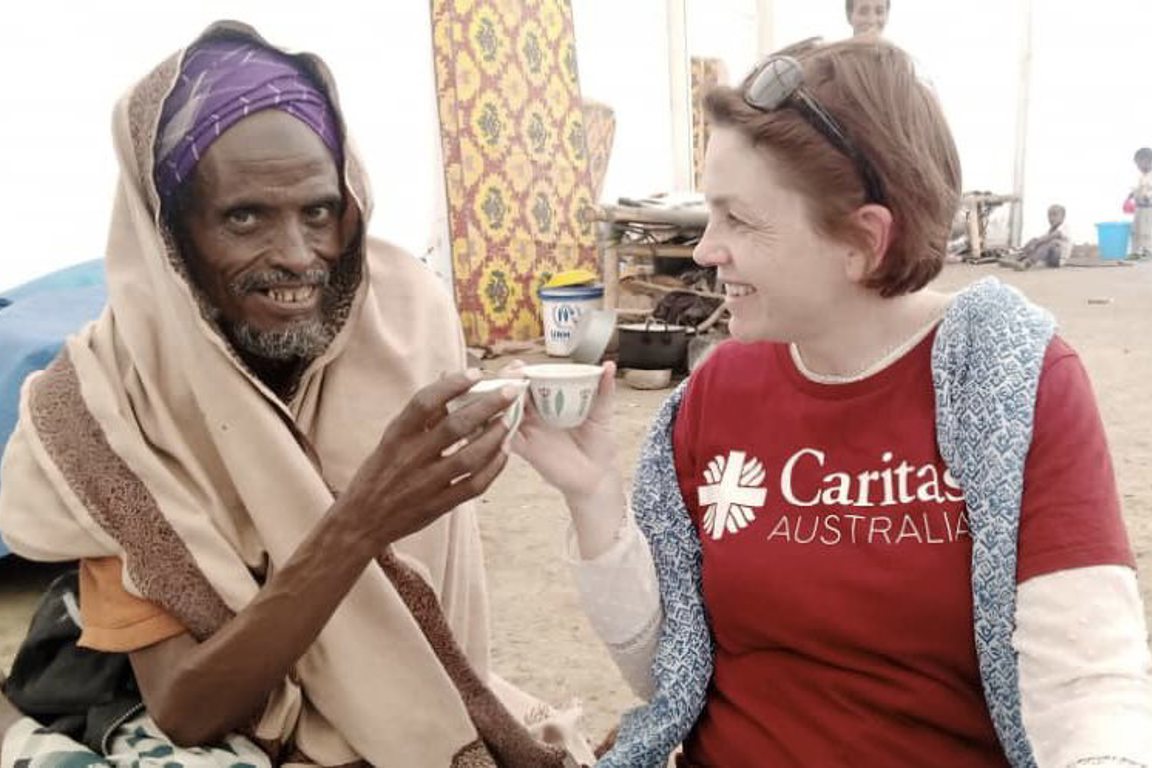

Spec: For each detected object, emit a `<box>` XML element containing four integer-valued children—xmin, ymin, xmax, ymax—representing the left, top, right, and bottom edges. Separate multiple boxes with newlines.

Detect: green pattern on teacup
<box><xmin>505</xmin><ymin>397</ymin><xmax>525</xmax><ymax>431</ymax></box>
<box><xmin>555</xmin><ymin>389</ymin><xmax>566</xmax><ymax>417</ymax></box>
<box><xmin>578</xmin><ymin>389</ymin><xmax>591</xmax><ymax>418</ymax></box>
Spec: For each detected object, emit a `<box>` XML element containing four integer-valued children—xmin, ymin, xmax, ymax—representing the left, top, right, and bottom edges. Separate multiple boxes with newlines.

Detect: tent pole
<box><xmin>667</xmin><ymin>0</ymin><xmax>693</xmax><ymax>191</ymax></box>
<box><xmin>1010</xmin><ymin>0</ymin><xmax>1035</xmax><ymax>247</ymax></box>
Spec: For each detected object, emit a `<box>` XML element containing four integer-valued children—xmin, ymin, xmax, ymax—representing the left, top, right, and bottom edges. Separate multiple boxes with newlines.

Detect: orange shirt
<box><xmin>77</xmin><ymin>557</ymin><xmax>186</xmax><ymax>652</ymax></box>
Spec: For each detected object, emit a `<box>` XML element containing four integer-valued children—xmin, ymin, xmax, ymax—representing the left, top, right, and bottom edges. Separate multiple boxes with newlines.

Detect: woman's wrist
<box><xmin>564</xmin><ymin>475</ymin><xmax>629</xmax><ymax>560</ymax></box>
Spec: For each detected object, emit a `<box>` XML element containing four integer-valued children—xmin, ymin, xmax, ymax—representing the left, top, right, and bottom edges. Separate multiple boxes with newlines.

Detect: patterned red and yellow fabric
<box><xmin>581</xmin><ymin>99</ymin><xmax>615</xmax><ymax>202</ymax></box>
<box><xmin>691</xmin><ymin>57</ymin><xmax>728</xmax><ymax>191</ymax></box>
<box><xmin>433</xmin><ymin>0</ymin><xmax>600</xmax><ymax>346</ymax></box>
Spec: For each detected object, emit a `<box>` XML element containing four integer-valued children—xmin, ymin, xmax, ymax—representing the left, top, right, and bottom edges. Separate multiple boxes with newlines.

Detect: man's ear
<box><xmin>843</xmin><ymin>204</ymin><xmax>894</xmax><ymax>283</ymax></box>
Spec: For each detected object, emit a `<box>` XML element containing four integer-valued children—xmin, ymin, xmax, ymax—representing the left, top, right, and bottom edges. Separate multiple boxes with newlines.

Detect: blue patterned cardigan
<box><xmin>599</xmin><ymin>278</ymin><xmax>1055</xmax><ymax>768</ymax></box>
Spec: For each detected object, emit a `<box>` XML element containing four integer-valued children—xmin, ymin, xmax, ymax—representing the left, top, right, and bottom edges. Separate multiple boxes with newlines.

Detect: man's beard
<box><xmin>224</xmin><ymin>267</ymin><xmax>335</xmax><ymax>362</ymax></box>
<box><xmin>227</xmin><ymin>316</ymin><xmax>335</xmax><ymax>361</ymax></box>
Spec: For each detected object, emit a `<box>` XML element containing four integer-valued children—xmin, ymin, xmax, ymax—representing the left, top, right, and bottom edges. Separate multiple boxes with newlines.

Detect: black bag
<box><xmin>1</xmin><ymin>569</ymin><xmax>143</xmax><ymax>753</ymax></box>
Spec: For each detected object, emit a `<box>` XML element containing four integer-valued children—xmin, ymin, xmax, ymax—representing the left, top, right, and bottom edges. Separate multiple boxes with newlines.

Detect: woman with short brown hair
<box><xmin>704</xmin><ymin>37</ymin><xmax>958</xmax><ymax>298</ymax></box>
<box><xmin>517</xmin><ymin>36</ymin><xmax>1152</xmax><ymax>767</ymax></box>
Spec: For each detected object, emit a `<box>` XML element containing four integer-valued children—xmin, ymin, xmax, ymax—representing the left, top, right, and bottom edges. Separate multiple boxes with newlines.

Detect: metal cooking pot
<box><xmin>616</xmin><ymin>319</ymin><xmax>689</xmax><ymax>371</ymax></box>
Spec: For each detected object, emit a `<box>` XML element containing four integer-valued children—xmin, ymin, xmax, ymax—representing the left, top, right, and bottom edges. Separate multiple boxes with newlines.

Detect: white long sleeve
<box><xmin>566</xmin><ymin>512</ymin><xmax>662</xmax><ymax>699</ymax></box>
<box><xmin>571</xmin><ymin>523</ymin><xmax>1152</xmax><ymax>766</ymax></box>
<box><xmin>1015</xmin><ymin>565</ymin><xmax>1152</xmax><ymax>768</ymax></box>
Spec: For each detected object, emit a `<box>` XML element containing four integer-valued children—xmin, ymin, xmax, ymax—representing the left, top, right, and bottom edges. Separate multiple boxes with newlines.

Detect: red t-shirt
<box><xmin>672</xmin><ymin>332</ymin><xmax>1133</xmax><ymax>767</ymax></box>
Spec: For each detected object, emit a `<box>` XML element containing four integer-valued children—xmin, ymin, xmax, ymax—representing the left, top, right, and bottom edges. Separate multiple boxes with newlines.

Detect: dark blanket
<box><xmin>2</xmin><ymin>570</ymin><xmax>142</xmax><ymax>754</ymax></box>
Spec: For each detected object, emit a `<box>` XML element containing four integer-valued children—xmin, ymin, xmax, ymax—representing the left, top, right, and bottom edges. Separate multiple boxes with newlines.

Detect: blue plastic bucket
<box><xmin>1095</xmin><ymin>221</ymin><xmax>1131</xmax><ymax>260</ymax></box>
<box><xmin>538</xmin><ymin>284</ymin><xmax>604</xmax><ymax>356</ymax></box>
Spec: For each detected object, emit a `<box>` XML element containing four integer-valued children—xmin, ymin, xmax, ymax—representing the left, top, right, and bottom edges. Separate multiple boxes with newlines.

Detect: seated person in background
<box><xmin>0</xmin><ymin>20</ymin><xmax>591</xmax><ymax>768</ymax></box>
<box><xmin>999</xmin><ymin>203</ymin><xmax>1070</xmax><ymax>269</ymax></box>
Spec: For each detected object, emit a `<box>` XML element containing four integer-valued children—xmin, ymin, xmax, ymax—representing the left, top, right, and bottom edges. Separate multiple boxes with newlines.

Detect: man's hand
<box><xmin>338</xmin><ymin>369</ymin><xmax>518</xmax><ymax>547</ymax></box>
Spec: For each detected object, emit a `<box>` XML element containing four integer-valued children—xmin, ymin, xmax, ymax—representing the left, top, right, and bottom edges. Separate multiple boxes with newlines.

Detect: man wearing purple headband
<box><xmin>154</xmin><ymin>35</ymin><xmax>349</xmax><ymax>379</ymax></box>
<box><xmin>0</xmin><ymin>22</ymin><xmax>593</xmax><ymax>767</ymax></box>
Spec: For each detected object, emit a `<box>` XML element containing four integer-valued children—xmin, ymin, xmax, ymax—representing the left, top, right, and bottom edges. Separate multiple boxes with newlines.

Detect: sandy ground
<box><xmin>0</xmin><ymin>261</ymin><xmax>1149</xmax><ymax>744</ymax></box>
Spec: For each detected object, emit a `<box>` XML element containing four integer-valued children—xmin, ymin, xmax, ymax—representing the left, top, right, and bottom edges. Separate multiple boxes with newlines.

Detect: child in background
<box><xmin>1000</xmin><ymin>204</ymin><xmax>1070</xmax><ymax>270</ymax></box>
<box><xmin>1128</xmin><ymin>147</ymin><xmax>1152</xmax><ymax>257</ymax></box>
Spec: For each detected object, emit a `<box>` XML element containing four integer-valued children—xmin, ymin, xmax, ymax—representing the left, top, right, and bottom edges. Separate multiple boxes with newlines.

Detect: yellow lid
<box><xmin>544</xmin><ymin>268</ymin><xmax>599</xmax><ymax>288</ymax></box>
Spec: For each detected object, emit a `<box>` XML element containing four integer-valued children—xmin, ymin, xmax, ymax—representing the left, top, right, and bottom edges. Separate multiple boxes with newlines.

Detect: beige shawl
<box><xmin>0</xmin><ymin>21</ymin><xmax>577</xmax><ymax>768</ymax></box>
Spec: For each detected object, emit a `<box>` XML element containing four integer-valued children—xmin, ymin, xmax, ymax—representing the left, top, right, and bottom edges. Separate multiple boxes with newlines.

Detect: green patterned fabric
<box><xmin>3</xmin><ymin>713</ymin><xmax>271</xmax><ymax>768</ymax></box>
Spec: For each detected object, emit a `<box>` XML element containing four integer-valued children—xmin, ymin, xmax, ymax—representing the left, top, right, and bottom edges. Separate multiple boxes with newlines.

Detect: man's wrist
<box><xmin>328</xmin><ymin>493</ymin><xmax>396</xmax><ymax>558</ymax></box>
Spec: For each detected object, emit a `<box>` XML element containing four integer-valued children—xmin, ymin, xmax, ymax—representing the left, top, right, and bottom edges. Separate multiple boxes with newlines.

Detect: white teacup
<box><xmin>449</xmin><ymin>378</ymin><xmax>529</xmax><ymax>433</ymax></box>
<box><xmin>521</xmin><ymin>364</ymin><xmax>604</xmax><ymax>429</ymax></box>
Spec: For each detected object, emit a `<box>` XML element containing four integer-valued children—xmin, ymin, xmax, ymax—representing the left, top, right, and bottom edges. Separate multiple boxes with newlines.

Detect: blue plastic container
<box><xmin>1095</xmin><ymin>221</ymin><xmax>1131</xmax><ymax>260</ymax></box>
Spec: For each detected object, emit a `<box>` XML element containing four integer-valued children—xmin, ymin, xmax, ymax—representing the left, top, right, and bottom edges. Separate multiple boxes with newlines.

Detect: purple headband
<box><xmin>154</xmin><ymin>37</ymin><xmax>343</xmax><ymax>202</ymax></box>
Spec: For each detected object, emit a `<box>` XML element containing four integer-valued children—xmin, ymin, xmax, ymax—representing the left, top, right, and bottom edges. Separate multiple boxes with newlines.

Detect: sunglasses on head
<box><xmin>744</xmin><ymin>53</ymin><xmax>887</xmax><ymax>206</ymax></box>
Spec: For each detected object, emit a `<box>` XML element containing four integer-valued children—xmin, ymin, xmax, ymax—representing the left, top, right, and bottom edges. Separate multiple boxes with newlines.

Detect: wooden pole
<box><xmin>601</xmin><ymin>241</ymin><xmax>619</xmax><ymax>311</ymax></box>
<box><xmin>967</xmin><ymin>202</ymin><xmax>984</xmax><ymax>261</ymax></box>
<box><xmin>596</xmin><ymin>203</ymin><xmax>709</xmax><ymax>228</ymax></box>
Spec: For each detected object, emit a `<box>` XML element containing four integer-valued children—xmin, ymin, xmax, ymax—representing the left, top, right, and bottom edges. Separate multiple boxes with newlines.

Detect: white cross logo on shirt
<box><xmin>698</xmin><ymin>451</ymin><xmax>768</xmax><ymax>540</ymax></box>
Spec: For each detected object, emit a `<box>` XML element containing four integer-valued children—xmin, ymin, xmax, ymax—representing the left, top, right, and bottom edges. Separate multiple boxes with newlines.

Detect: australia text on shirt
<box><xmin>697</xmin><ymin>448</ymin><xmax>969</xmax><ymax>545</ymax></box>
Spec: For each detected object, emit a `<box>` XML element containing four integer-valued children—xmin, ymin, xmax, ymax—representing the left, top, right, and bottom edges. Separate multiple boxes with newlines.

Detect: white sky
<box><xmin>2</xmin><ymin>1</ymin><xmax>1149</xmax><ymax>290</ymax></box>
